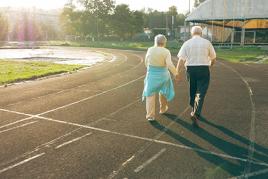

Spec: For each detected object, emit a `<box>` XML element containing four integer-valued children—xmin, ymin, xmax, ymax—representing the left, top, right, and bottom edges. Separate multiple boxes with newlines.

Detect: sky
<box><xmin>0</xmin><ymin>0</ymin><xmax>193</xmax><ymax>13</ymax></box>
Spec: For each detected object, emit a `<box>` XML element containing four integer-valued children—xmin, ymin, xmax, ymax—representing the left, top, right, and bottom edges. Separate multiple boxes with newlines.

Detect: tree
<box><xmin>110</xmin><ymin>4</ymin><xmax>132</xmax><ymax>39</ymax></box>
<box><xmin>60</xmin><ymin>3</ymin><xmax>83</xmax><ymax>36</ymax></box>
<box><xmin>168</xmin><ymin>6</ymin><xmax>178</xmax><ymax>16</ymax></box>
<box><xmin>0</xmin><ymin>13</ymin><xmax>8</xmax><ymax>41</ymax></box>
<box><xmin>79</xmin><ymin>0</ymin><xmax>115</xmax><ymax>39</ymax></box>
<box><xmin>131</xmin><ymin>11</ymin><xmax>144</xmax><ymax>35</ymax></box>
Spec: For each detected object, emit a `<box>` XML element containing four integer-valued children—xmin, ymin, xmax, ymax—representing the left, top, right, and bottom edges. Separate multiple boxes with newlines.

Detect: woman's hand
<box><xmin>175</xmin><ymin>74</ymin><xmax>183</xmax><ymax>83</ymax></box>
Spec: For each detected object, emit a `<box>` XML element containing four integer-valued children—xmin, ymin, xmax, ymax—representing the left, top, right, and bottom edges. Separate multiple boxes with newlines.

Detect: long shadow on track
<box><xmin>150</xmin><ymin>113</ymin><xmax>268</xmax><ymax>177</ymax></box>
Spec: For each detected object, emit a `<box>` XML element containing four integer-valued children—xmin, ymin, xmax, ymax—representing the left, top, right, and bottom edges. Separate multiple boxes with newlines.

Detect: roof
<box><xmin>186</xmin><ymin>0</ymin><xmax>268</xmax><ymax>29</ymax></box>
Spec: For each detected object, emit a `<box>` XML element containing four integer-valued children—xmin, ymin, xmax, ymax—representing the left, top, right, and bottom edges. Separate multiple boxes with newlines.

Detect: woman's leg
<box><xmin>159</xmin><ymin>93</ymin><xmax>168</xmax><ymax>114</ymax></box>
<box><xmin>146</xmin><ymin>94</ymin><xmax>156</xmax><ymax>119</ymax></box>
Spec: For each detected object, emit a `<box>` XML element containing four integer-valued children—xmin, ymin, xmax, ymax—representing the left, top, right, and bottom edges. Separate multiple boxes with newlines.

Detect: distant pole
<box><xmin>166</xmin><ymin>14</ymin><xmax>168</xmax><ymax>37</ymax></box>
<box><xmin>184</xmin><ymin>21</ymin><xmax>187</xmax><ymax>41</ymax></box>
<box><xmin>188</xmin><ymin>0</ymin><xmax>191</xmax><ymax>39</ymax></box>
<box><xmin>172</xmin><ymin>16</ymin><xmax>174</xmax><ymax>39</ymax></box>
<box><xmin>240</xmin><ymin>21</ymin><xmax>245</xmax><ymax>46</ymax></box>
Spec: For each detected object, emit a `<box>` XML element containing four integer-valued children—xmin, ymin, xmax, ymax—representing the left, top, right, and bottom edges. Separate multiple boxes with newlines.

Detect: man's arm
<box><xmin>175</xmin><ymin>58</ymin><xmax>186</xmax><ymax>82</ymax></box>
<box><xmin>209</xmin><ymin>43</ymin><xmax>216</xmax><ymax>66</ymax></box>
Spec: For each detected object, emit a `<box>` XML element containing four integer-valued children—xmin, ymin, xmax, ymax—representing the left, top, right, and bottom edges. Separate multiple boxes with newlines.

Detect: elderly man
<box><xmin>143</xmin><ymin>34</ymin><xmax>177</xmax><ymax>121</ymax></box>
<box><xmin>176</xmin><ymin>26</ymin><xmax>216</xmax><ymax>126</ymax></box>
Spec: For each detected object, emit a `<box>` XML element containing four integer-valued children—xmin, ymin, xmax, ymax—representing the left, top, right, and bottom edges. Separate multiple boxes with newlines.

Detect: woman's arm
<box><xmin>165</xmin><ymin>51</ymin><xmax>177</xmax><ymax>76</ymax></box>
<box><xmin>145</xmin><ymin>49</ymin><xmax>150</xmax><ymax>67</ymax></box>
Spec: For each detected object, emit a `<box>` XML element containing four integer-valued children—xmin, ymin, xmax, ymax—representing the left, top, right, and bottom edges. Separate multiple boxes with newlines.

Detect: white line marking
<box><xmin>219</xmin><ymin>62</ymin><xmax>257</xmax><ymax>174</ymax></box>
<box><xmin>4</xmin><ymin>50</ymin><xmax>129</xmax><ymax>107</ymax></box>
<box><xmin>122</xmin><ymin>156</ymin><xmax>135</xmax><ymax>167</ymax></box>
<box><xmin>3</xmin><ymin>106</ymin><xmax>268</xmax><ymax>168</ymax></box>
<box><xmin>55</xmin><ymin>132</ymin><xmax>92</xmax><ymax>149</ymax></box>
<box><xmin>229</xmin><ymin>168</ymin><xmax>268</xmax><ymax>179</ymax></box>
<box><xmin>107</xmin><ymin>107</ymin><xmax>190</xmax><ymax>179</ymax></box>
<box><xmin>0</xmin><ymin>121</ymin><xmax>38</xmax><ymax>134</ymax></box>
<box><xmin>0</xmin><ymin>116</ymin><xmax>33</xmax><ymax>129</ymax></box>
<box><xmin>109</xmin><ymin>99</ymin><xmax>140</xmax><ymax>116</ymax></box>
<box><xmin>35</xmin><ymin>115</ymin><xmax>268</xmax><ymax>167</ymax></box>
<box><xmin>0</xmin><ymin>153</ymin><xmax>45</xmax><ymax>174</ymax></box>
<box><xmin>0</xmin><ymin>98</ymin><xmax>141</xmax><ymax>170</ymax></box>
<box><xmin>37</xmin><ymin>75</ymin><xmax>145</xmax><ymax>116</ymax></box>
<box><xmin>134</xmin><ymin>148</ymin><xmax>166</xmax><ymax>173</ymax></box>
<box><xmin>0</xmin><ymin>108</ymin><xmax>30</xmax><ymax>118</ymax></box>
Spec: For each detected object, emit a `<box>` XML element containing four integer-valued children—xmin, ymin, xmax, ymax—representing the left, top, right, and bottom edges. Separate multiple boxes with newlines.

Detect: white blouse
<box><xmin>145</xmin><ymin>46</ymin><xmax>177</xmax><ymax>76</ymax></box>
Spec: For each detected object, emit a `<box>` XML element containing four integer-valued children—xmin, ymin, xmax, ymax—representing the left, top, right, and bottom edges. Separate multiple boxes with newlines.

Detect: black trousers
<box><xmin>186</xmin><ymin>66</ymin><xmax>210</xmax><ymax>116</ymax></box>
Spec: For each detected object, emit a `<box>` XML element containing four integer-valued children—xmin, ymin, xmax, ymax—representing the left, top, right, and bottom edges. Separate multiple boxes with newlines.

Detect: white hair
<box><xmin>154</xmin><ymin>34</ymin><xmax>167</xmax><ymax>46</ymax></box>
<box><xmin>191</xmin><ymin>26</ymin><xmax>203</xmax><ymax>36</ymax></box>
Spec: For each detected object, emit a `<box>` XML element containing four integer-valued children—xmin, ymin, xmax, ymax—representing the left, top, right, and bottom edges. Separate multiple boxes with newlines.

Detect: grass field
<box><xmin>48</xmin><ymin>40</ymin><xmax>268</xmax><ymax>63</ymax></box>
<box><xmin>216</xmin><ymin>47</ymin><xmax>268</xmax><ymax>63</ymax></box>
<box><xmin>0</xmin><ymin>60</ymin><xmax>83</xmax><ymax>85</ymax></box>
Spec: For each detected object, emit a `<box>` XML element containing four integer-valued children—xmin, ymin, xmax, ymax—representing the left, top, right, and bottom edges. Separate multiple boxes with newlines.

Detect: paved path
<box><xmin>0</xmin><ymin>48</ymin><xmax>267</xmax><ymax>179</ymax></box>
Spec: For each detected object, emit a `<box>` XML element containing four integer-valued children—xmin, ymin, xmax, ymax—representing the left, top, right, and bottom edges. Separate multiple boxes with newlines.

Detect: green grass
<box><xmin>47</xmin><ymin>40</ymin><xmax>182</xmax><ymax>51</ymax></box>
<box><xmin>48</xmin><ymin>40</ymin><xmax>268</xmax><ymax>64</ymax></box>
<box><xmin>0</xmin><ymin>60</ymin><xmax>84</xmax><ymax>85</ymax></box>
<box><xmin>216</xmin><ymin>47</ymin><xmax>268</xmax><ymax>63</ymax></box>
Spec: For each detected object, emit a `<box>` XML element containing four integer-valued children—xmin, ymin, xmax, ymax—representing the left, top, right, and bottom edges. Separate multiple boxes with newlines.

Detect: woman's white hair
<box><xmin>154</xmin><ymin>34</ymin><xmax>167</xmax><ymax>46</ymax></box>
<box><xmin>191</xmin><ymin>26</ymin><xmax>203</xmax><ymax>36</ymax></box>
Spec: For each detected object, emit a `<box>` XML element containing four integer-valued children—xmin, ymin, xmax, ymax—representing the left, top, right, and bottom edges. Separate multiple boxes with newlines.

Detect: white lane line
<box><xmin>0</xmin><ymin>108</ymin><xmax>31</xmax><ymax>118</ymax></box>
<box><xmin>2</xmin><ymin>106</ymin><xmax>268</xmax><ymax>168</ymax></box>
<box><xmin>229</xmin><ymin>168</ymin><xmax>268</xmax><ymax>179</ymax></box>
<box><xmin>0</xmin><ymin>98</ymin><xmax>141</xmax><ymax>170</ymax></box>
<box><xmin>134</xmin><ymin>148</ymin><xmax>167</xmax><ymax>173</ymax></box>
<box><xmin>37</xmin><ymin>75</ymin><xmax>145</xmax><ymax>116</ymax></box>
<box><xmin>0</xmin><ymin>121</ymin><xmax>38</xmax><ymax>134</ymax></box>
<box><xmin>219</xmin><ymin>62</ymin><xmax>257</xmax><ymax>174</ymax></box>
<box><xmin>0</xmin><ymin>116</ymin><xmax>33</xmax><ymax>129</ymax></box>
<box><xmin>0</xmin><ymin>153</ymin><xmax>45</xmax><ymax>174</ymax></box>
<box><xmin>0</xmin><ymin>73</ymin><xmax>144</xmax><ymax>129</ymax></box>
<box><xmin>107</xmin><ymin>107</ymin><xmax>190</xmax><ymax>179</ymax></box>
<box><xmin>4</xmin><ymin>50</ymin><xmax>128</xmax><ymax>108</ymax></box>
<box><xmin>35</xmin><ymin>115</ymin><xmax>268</xmax><ymax>167</ymax></box>
<box><xmin>55</xmin><ymin>132</ymin><xmax>92</xmax><ymax>149</ymax></box>
<box><xmin>108</xmin><ymin>99</ymin><xmax>140</xmax><ymax>117</ymax></box>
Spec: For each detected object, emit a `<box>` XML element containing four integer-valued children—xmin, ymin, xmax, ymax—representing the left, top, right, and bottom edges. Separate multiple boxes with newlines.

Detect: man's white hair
<box><xmin>154</xmin><ymin>34</ymin><xmax>167</xmax><ymax>46</ymax></box>
<box><xmin>191</xmin><ymin>26</ymin><xmax>203</xmax><ymax>36</ymax></box>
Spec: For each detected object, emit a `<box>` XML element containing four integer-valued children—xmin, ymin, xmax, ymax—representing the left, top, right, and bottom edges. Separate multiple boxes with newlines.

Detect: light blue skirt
<box><xmin>142</xmin><ymin>65</ymin><xmax>175</xmax><ymax>101</ymax></box>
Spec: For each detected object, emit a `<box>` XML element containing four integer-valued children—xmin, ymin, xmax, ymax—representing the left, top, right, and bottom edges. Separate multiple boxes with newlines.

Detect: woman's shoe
<box><xmin>159</xmin><ymin>106</ymin><xmax>169</xmax><ymax>114</ymax></box>
<box><xmin>147</xmin><ymin>117</ymin><xmax>155</xmax><ymax>121</ymax></box>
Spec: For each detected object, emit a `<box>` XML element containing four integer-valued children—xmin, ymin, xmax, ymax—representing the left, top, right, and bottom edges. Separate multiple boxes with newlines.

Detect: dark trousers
<box><xmin>186</xmin><ymin>66</ymin><xmax>210</xmax><ymax>116</ymax></box>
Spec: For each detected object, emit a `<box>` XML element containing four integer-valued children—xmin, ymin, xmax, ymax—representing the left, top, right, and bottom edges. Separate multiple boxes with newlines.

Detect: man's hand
<box><xmin>211</xmin><ymin>58</ymin><xmax>216</xmax><ymax>67</ymax></box>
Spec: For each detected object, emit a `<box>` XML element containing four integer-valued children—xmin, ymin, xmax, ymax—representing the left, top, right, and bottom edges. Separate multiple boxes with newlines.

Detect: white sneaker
<box><xmin>147</xmin><ymin>117</ymin><xmax>155</xmax><ymax>121</ymax></box>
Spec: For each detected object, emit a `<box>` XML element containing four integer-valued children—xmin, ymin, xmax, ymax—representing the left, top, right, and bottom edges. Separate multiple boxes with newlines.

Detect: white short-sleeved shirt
<box><xmin>177</xmin><ymin>36</ymin><xmax>216</xmax><ymax>66</ymax></box>
<box><xmin>145</xmin><ymin>46</ymin><xmax>177</xmax><ymax>76</ymax></box>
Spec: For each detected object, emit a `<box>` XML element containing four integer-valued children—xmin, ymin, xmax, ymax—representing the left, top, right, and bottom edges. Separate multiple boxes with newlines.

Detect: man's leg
<box><xmin>159</xmin><ymin>93</ymin><xmax>168</xmax><ymax>113</ymax></box>
<box><xmin>146</xmin><ymin>94</ymin><xmax>156</xmax><ymax>119</ymax></box>
<box><xmin>195</xmin><ymin>68</ymin><xmax>210</xmax><ymax>116</ymax></box>
<box><xmin>187</xmin><ymin>68</ymin><xmax>197</xmax><ymax>113</ymax></box>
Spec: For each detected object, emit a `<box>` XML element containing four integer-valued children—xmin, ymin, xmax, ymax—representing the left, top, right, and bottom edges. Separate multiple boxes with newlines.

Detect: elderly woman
<box><xmin>142</xmin><ymin>34</ymin><xmax>178</xmax><ymax>121</ymax></box>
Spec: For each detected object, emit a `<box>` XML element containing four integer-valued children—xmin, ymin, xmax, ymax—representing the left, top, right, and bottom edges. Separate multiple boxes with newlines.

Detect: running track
<box><xmin>0</xmin><ymin>47</ymin><xmax>267</xmax><ymax>179</ymax></box>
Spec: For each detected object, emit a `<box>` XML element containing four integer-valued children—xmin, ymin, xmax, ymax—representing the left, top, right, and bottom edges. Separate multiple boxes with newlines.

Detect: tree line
<box><xmin>60</xmin><ymin>0</ymin><xmax>186</xmax><ymax>41</ymax></box>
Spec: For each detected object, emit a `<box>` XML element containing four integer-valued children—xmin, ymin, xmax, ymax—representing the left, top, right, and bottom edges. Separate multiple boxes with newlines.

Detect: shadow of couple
<box><xmin>149</xmin><ymin>113</ymin><xmax>268</xmax><ymax>177</ymax></box>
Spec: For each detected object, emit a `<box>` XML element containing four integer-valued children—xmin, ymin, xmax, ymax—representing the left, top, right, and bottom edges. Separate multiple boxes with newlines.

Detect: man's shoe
<box><xmin>190</xmin><ymin>113</ymin><xmax>199</xmax><ymax>127</ymax></box>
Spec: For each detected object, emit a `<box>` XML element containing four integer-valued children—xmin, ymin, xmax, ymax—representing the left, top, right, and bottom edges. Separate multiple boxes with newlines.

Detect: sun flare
<box><xmin>0</xmin><ymin>0</ymin><xmax>67</xmax><ymax>10</ymax></box>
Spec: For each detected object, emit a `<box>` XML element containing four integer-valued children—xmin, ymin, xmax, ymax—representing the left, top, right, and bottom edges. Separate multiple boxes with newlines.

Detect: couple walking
<box><xmin>142</xmin><ymin>26</ymin><xmax>216</xmax><ymax>126</ymax></box>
